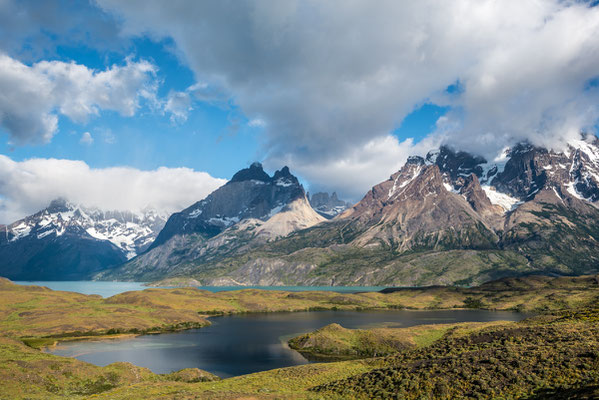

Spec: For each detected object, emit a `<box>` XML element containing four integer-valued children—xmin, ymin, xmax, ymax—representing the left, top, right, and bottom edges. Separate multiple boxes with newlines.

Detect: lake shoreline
<box><xmin>47</xmin><ymin>309</ymin><xmax>528</xmax><ymax>376</ymax></box>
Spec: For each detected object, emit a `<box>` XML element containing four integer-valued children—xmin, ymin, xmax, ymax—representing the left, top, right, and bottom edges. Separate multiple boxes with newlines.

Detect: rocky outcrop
<box><xmin>308</xmin><ymin>192</ymin><xmax>352</xmax><ymax>218</ymax></box>
<box><xmin>98</xmin><ymin>164</ymin><xmax>326</xmax><ymax>281</ymax></box>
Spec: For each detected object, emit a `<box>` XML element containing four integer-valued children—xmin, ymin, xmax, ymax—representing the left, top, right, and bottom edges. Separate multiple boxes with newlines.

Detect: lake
<box><xmin>49</xmin><ymin>309</ymin><xmax>528</xmax><ymax>377</ymax></box>
<box><xmin>13</xmin><ymin>281</ymin><xmax>386</xmax><ymax>298</ymax></box>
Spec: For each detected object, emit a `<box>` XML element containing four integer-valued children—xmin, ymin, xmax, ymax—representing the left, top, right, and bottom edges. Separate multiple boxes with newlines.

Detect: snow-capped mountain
<box><xmin>428</xmin><ymin>134</ymin><xmax>599</xmax><ymax>211</ymax></box>
<box><xmin>99</xmin><ymin>163</ymin><xmax>327</xmax><ymax>281</ymax></box>
<box><xmin>102</xmin><ymin>134</ymin><xmax>599</xmax><ymax>286</ymax></box>
<box><xmin>0</xmin><ymin>199</ymin><xmax>167</xmax><ymax>280</ymax></box>
<box><xmin>3</xmin><ymin>199</ymin><xmax>167</xmax><ymax>258</ymax></box>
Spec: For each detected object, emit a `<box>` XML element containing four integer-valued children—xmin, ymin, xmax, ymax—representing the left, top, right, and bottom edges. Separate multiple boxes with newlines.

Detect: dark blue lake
<box><xmin>49</xmin><ymin>309</ymin><xmax>528</xmax><ymax>378</ymax></box>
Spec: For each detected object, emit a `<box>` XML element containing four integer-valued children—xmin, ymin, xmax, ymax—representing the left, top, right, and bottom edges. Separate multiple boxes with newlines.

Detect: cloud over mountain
<box><xmin>0</xmin><ymin>155</ymin><xmax>226</xmax><ymax>224</ymax></box>
<box><xmin>98</xmin><ymin>0</ymin><xmax>599</xmax><ymax>198</ymax></box>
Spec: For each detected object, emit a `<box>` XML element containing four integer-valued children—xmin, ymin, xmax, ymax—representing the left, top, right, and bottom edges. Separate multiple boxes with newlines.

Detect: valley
<box><xmin>0</xmin><ymin>275</ymin><xmax>598</xmax><ymax>398</ymax></box>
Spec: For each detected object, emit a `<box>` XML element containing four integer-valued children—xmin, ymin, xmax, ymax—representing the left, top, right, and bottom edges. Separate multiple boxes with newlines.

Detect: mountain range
<box><xmin>97</xmin><ymin>134</ymin><xmax>599</xmax><ymax>286</ymax></box>
<box><xmin>0</xmin><ymin>200</ymin><xmax>167</xmax><ymax>280</ymax></box>
<box><xmin>3</xmin><ymin>134</ymin><xmax>599</xmax><ymax>285</ymax></box>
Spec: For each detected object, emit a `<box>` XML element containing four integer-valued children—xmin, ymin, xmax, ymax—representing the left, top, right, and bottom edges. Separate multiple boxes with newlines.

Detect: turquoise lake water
<box><xmin>13</xmin><ymin>280</ymin><xmax>386</xmax><ymax>298</ymax></box>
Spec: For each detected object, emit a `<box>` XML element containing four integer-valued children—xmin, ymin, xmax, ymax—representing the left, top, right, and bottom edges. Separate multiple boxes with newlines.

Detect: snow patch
<box><xmin>275</xmin><ymin>178</ymin><xmax>294</xmax><ymax>187</ymax></box>
<box><xmin>36</xmin><ymin>229</ymin><xmax>54</xmax><ymax>239</ymax></box>
<box><xmin>566</xmin><ymin>180</ymin><xmax>591</xmax><ymax>201</ymax></box>
<box><xmin>569</xmin><ymin>139</ymin><xmax>599</xmax><ymax>163</ymax></box>
<box><xmin>208</xmin><ymin>216</ymin><xmax>240</xmax><ymax>227</ymax></box>
<box><xmin>388</xmin><ymin>166</ymin><xmax>421</xmax><ymax>199</ymax></box>
<box><xmin>482</xmin><ymin>186</ymin><xmax>522</xmax><ymax>212</ymax></box>
<box><xmin>188</xmin><ymin>208</ymin><xmax>203</xmax><ymax>218</ymax></box>
<box><xmin>10</xmin><ymin>223</ymin><xmax>31</xmax><ymax>241</ymax></box>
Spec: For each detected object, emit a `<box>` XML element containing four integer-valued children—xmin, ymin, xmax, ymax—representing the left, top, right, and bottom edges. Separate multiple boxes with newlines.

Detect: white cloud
<box><xmin>79</xmin><ymin>131</ymin><xmax>93</xmax><ymax>145</ymax></box>
<box><xmin>268</xmin><ymin>134</ymin><xmax>441</xmax><ymax>201</ymax></box>
<box><xmin>164</xmin><ymin>90</ymin><xmax>192</xmax><ymax>124</ymax></box>
<box><xmin>98</xmin><ymin>0</ymin><xmax>599</xmax><ymax>194</ymax></box>
<box><xmin>0</xmin><ymin>52</ymin><xmax>158</xmax><ymax>144</ymax></box>
<box><xmin>0</xmin><ymin>155</ymin><xmax>227</xmax><ymax>224</ymax></box>
<box><xmin>248</xmin><ymin>118</ymin><xmax>266</xmax><ymax>128</ymax></box>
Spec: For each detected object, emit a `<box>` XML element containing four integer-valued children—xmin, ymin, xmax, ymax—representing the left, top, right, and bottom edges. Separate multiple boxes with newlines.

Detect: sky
<box><xmin>1</xmin><ymin>0</ymin><xmax>599</xmax><ymax>223</ymax></box>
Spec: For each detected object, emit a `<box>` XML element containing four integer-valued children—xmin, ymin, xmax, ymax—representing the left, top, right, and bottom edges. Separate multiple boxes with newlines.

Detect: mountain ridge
<box><xmin>99</xmin><ymin>134</ymin><xmax>599</xmax><ymax>286</ymax></box>
<box><xmin>0</xmin><ymin>199</ymin><xmax>168</xmax><ymax>280</ymax></box>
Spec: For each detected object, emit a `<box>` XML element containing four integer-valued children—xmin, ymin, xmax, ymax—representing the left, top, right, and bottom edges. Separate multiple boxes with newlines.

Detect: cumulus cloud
<box><xmin>0</xmin><ymin>155</ymin><xmax>227</xmax><ymax>224</ymax></box>
<box><xmin>0</xmin><ymin>53</ymin><xmax>158</xmax><ymax>144</ymax></box>
<box><xmin>79</xmin><ymin>132</ymin><xmax>93</xmax><ymax>145</ymax></box>
<box><xmin>97</xmin><ymin>0</ymin><xmax>599</xmax><ymax>194</ymax></box>
<box><xmin>164</xmin><ymin>90</ymin><xmax>192</xmax><ymax>123</ymax></box>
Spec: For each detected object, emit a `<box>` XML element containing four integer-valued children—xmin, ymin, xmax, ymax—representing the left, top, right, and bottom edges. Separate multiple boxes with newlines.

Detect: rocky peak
<box><xmin>46</xmin><ymin>198</ymin><xmax>73</xmax><ymax>213</ymax></box>
<box><xmin>428</xmin><ymin>145</ymin><xmax>486</xmax><ymax>182</ymax></box>
<box><xmin>229</xmin><ymin>162</ymin><xmax>271</xmax><ymax>184</ymax></box>
<box><xmin>459</xmin><ymin>174</ymin><xmax>503</xmax><ymax>218</ymax></box>
<box><xmin>486</xmin><ymin>136</ymin><xmax>599</xmax><ymax>203</ymax></box>
<box><xmin>406</xmin><ymin>155</ymin><xmax>425</xmax><ymax>166</ymax></box>
<box><xmin>308</xmin><ymin>191</ymin><xmax>352</xmax><ymax>219</ymax></box>
<box><xmin>490</xmin><ymin>144</ymin><xmax>552</xmax><ymax>199</ymax></box>
<box><xmin>149</xmin><ymin>164</ymin><xmax>308</xmax><ymax>249</ymax></box>
<box><xmin>272</xmin><ymin>166</ymin><xmax>300</xmax><ymax>188</ymax></box>
<box><xmin>394</xmin><ymin>165</ymin><xmax>445</xmax><ymax>202</ymax></box>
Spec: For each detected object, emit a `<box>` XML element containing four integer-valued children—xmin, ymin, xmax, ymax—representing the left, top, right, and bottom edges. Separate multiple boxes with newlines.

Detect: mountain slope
<box><xmin>148</xmin><ymin>163</ymin><xmax>304</xmax><ymax>250</ymax></box>
<box><xmin>102</xmin><ymin>135</ymin><xmax>599</xmax><ymax>286</ymax></box>
<box><xmin>98</xmin><ymin>163</ymin><xmax>326</xmax><ymax>281</ymax></box>
<box><xmin>0</xmin><ymin>199</ymin><xmax>167</xmax><ymax>280</ymax></box>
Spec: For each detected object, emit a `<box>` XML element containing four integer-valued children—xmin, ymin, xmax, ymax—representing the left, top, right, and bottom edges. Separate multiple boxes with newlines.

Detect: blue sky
<box><xmin>1</xmin><ymin>0</ymin><xmax>599</xmax><ymax>222</ymax></box>
<box><xmin>0</xmin><ymin>30</ymin><xmax>445</xmax><ymax>180</ymax></box>
<box><xmin>0</xmin><ymin>36</ymin><xmax>266</xmax><ymax>179</ymax></box>
<box><xmin>0</xmin><ymin>0</ymin><xmax>448</xmax><ymax>181</ymax></box>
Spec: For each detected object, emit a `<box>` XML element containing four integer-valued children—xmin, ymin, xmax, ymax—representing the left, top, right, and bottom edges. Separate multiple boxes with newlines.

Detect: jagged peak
<box><xmin>228</xmin><ymin>163</ymin><xmax>302</xmax><ymax>187</ymax></box>
<box><xmin>507</xmin><ymin>141</ymin><xmax>537</xmax><ymax>156</ymax></box>
<box><xmin>229</xmin><ymin>161</ymin><xmax>271</xmax><ymax>183</ymax></box>
<box><xmin>406</xmin><ymin>155</ymin><xmax>425</xmax><ymax>165</ymax></box>
<box><xmin>273</xmin><ymin>166</ymin><xmax>292</xmax><ymax>178</ymax></box>
<box><xmin>46</xmin><ymin>198</ymin><xmax>73</xmax><ymax>213</ymax></box>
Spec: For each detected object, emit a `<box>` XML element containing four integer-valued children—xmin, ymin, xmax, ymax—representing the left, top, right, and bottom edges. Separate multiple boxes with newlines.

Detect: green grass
<box><xmin>0</xmin><ymin>276</ymin><xmax>598</xmax><ymax>399</ymax></box>
<box><xmin>288</xmin><ymin>321</ymin><xmax>513</xmax><ymax>360</ymax></box>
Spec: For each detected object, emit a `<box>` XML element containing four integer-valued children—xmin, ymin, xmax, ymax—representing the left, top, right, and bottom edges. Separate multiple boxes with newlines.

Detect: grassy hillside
<box><xmin>2</xmin><ymin>274</ymin><xmax>598</xmax><ymax>341</ymax></box>
<box><xmin>314</xmin><ymin>308</ymin><xmax>599</xmax><ymax>399</ymax></box>
<box><xmin>0</xmin><ymin>275</ymin><xmax>598</xmax><ymax>398</ymax></box>
<box><xmin>288</xmin><ymin>321</ymin><xmax>510</xmax><ymax>360</ymax></box>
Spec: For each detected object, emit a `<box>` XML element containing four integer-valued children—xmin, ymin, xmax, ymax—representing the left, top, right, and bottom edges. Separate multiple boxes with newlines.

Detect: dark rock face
<box><xmin>229</xmin><ymin>162</ymin><xmax>271</xmax><ymax>183</ymax></box>
<box><xmin>0</xmin><ymin>232</ymin><xmax>127</xmax><ymax>280</ymax></box>
<box><xmin>490</xmin><ymin>145</ymin><xmax>554</xmax><ymax>199</ymax></box>
<box><xmin>148</xmin><ymin>162</ymin><xmax>305</xmax><ymax>250</ymax></box>
<box><xmin>428</xmin><ymin>146</ymin><xmax>486</xmax><ymax>182</ymax></box>
<box><xmin>308</xmin><ymin>192</ymin><xmax>351</xmax><ymax>219</ymax></box>
<box><xmin>488</xmin><ymin>136</ymin><xmax>599</xmax><ymax>202</ymax></box>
